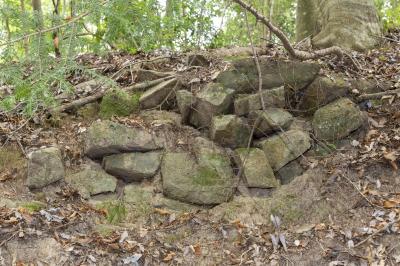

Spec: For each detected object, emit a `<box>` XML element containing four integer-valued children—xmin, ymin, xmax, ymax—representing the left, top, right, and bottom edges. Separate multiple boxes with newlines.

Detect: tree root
<box><xmin>358</xmin><ymin>88</ymin><xmax>400</xmax><ymax>101</ymax></box>
<box><xmin>232</xmin><ymin>0</ymin><xmax>359</xmax><ymax>69</ymax></box>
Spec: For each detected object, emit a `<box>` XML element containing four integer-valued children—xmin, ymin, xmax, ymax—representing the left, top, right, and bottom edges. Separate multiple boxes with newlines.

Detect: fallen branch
<box><xmin>358</xmin><ymin>88</ymin><xmax>400</xmax><ymax>101</ymax></box>
<box><xmin>232</xmin><ymin>0</ymin><xmax>344</xmax><ymax>60</ymax></box>
<box><xmin>354</xmin><ymin>217</ymin><xmax>400</xmax><ymax>247</ymax></box>
<box><xmin>50</xmin><ymin>76</ymin><xmax>175</xmax><ymax>114</ymax></box>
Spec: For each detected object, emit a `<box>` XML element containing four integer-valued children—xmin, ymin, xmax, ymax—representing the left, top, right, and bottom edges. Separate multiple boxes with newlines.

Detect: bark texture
<box><xmin>296</xmin><ymin>0</ymin><xmax>381</xmax><ymax>51</ymax></box>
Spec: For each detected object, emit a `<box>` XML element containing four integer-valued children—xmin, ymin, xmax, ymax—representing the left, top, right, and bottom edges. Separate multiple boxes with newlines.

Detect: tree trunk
<box><xmin>296</xmin><ymin>0</ymin><xmax>382</xmax><ymax>51</ymax></box>
<box><xmin>31</xmin><ymin>0</ymin><xmax>43</xmax><ymax>29</ymax></box>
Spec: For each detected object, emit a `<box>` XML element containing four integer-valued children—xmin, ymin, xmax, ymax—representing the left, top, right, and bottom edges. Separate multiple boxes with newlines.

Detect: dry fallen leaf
<box><xmin>154</xmin><ymin>208</ymin><xmax>171</xmax><ymax>216</ymax></box>
<box><xmin>383</xmin><ymin>151</ymin><xmax>398</xmax><ymax>171</ymax></box>
<box><xmin>193</xmin><ymin>244</ymin><xmax>202</xmax><ymax>256</ymax></box>
<box><xmin>163</xmin><ymin>251</ymin><xmax>176</xmax><ymax>262</ymax></box>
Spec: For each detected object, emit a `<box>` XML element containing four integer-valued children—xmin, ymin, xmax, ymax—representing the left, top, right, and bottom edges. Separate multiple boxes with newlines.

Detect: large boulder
<box><xmin>234</xmin><ymin>86</ymin><xmax>285</xmax><ymax>116</ymax></box>
<box><xmin>27</xmin><ymin>147</ymin><xmax>64</xmax><ymax>189</ymax></box>
<box><xmin>139</xmin><ymin>78</ymin><xmax>180</xmax><ymax>109</ymax></box>
<box><xmin>65</xmin><ymin>166</ymin><xmax>117</xmax><ymax>199</ymax></box>
<box><xmin>85</xmin><ymin>120</ymin><xmax>160</xmax><ymax>159</ymax></box>
<box><xmin>103</xmin><ymin>151</ymin><xmax>163</xmax><ymax>182</ymax></box>
<box><xmin>234</xmin><ymin>148</ymin><xmax>278</xmax><ymax>188</ymax></box>
<box><xmin>248</xmin><ymin>108</ymin><xmax>294</xmax><ymax>137</ymax></box>
<box><xmin>176</xmin><ymin>90</ymin><xmax>196</xmax><ymax>123</ymax></box>
<box><xmin>210</xmin><ymin>169</ymin><xmax>329</xmax><ymax>225</ymax></box>
<box><xmin>210</xmin><ymin>115</ymin><xmax>251</xmax><ymax>148</ymax></box>
<box><xmin>256</xmin><ymin>130</ymin><xmax>311</xmax><ymax>171</ymax></box>
<box><xmin>312</xmin><ymin>98</ymin><xmax>363</xmax><ymax>141</ymax></box>
<box><xmin>189</xmin><ymin>83</ymin><xmax>235</xmax><ymax>128</ymax></box>
<box><xmin>161</xmin><ymin>138</ymin><xmax>235</xmax><ymax>205</ymax></box>
<box><xmin>216</xmin><ymin>58</ymin><xmax>320</xmax><ymax>93</ymax></box>
<box><xmin>297</xmin><ymin>75</ymin><xmax>350</xmax><ymax>115</ymax></box>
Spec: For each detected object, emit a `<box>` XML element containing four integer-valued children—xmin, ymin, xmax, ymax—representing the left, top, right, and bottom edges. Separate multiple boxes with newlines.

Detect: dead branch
<box><xmin>50</xmin><ymin>76</ymin><xmax>175</xmax><ymax>114</ymax></box>
<box><xmin>232</xmin><ymin>0</ymin><xmax>344</xmax><ymax>60</ymax></box>
<box><xmin>358</xmin><ymin>88</ymin><xmax>400</xmax><ymax>101</ymax></box>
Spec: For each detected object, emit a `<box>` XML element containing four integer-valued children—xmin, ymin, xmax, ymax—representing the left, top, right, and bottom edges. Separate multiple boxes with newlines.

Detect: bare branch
<box><xmin>232</xmin><ymin>0</ymin><xmax>345</xmax><ymax>60</ymax></box>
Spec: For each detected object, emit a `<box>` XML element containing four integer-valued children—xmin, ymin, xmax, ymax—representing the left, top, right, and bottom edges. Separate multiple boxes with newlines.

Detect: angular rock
<box><xmin>234</xmin><ymin>148</ymin><xmax>278</xmax><ymax>188</ymax></box>
<box><xmin>66</xmin><ymin>167</ymin><xmax>117</xmax><ymax>199</ymax></box>
<box><xmin>217</xmin><ymin>58</ymin><xmax>320</xmax><ymax>93</ymax></box>
<box><xmin>256</xmin><ymin>130</ymin><xmax>311</xmax><ymax>171</ymax></box>
<box><xmin>210</xmin><ymin>169</ymin><xmax>329</xmax><ymax>225</ymax></box>
<box><xmin>27</xmin><ymin>147</ymin><xmax>64</xmax><ymax>189</ymax></box>
<box><xmin>234</xmin><ymin>86</ymin><xmax>285</xmax><ymax>116</ymax></box>
<box><xmin>140</xmin><ymin>110</ymin><xmax>182</xmax><ymax>127</ymax></box>
<box><xmin>103</xmin><ymin>151</ymin><xmax>163</xmax><ymax>182</ymax></box>
<box><xmin>139</xmin><ymin>78</ymin><xmax>180</xmax><ymax>109</ymax></box>
<box><xmin>249</xmin><ymin>108</ymin><xmax>293</xmax><ymax>137</ymax></box>
<box><xmin>176</xmin><ymin>90</ymin><xmax>196</xmax><ymax>123</ymax></box>
<box><xmin>276</xmin><ymin>159</ymin><xmax>304</xmax><ymax>185</ymax></box>
<box><xmin>297</xmin><ymin>75</ymin><xmax>350</xmax><ymax>115</ymax></box>
<box><xmin>210</xmin><ymin>115</ymin><xmax>251</xmax><ymax>148</ymax></box>
<box><xmin>190</xmin><ymin>83</ymin><xmax>235</xmax><ymax>128</ymax></box>
<box><xmin>162</xmin><ymin>138</ymin><xmax>235</xmax><ymax>205</ymax></box>
<box><xmin>312</xmin><ymin>98</ymin><xmax>363</xmax><ymax>141</ymax></box>
<box><xmin>187</xmin><ymin>54</ymin><xmax>209</xmax><ymax>67</ymax></box>
<box><xmin>85</xmin><ymin>120</ymin><xmax>160</xmax><ymax>159</ymax></box>
<box><xmin>100</xmin><ymin>88</ymin><xmax>140</xmax><ymax>118</ymax></box>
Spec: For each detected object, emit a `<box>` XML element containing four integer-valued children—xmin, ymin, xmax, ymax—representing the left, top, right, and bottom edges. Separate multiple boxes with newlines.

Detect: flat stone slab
<box><xmin>139</xmin><ymin>78</ymin><xmax>180</xmax><ymax>109</ymax></box>
<box><xmin>103</xmin><ymin>151</ymin><xmax>163</xmax><ymax>182</ymax></box>
<box><xmin>256</xmin><ymin>130</ymin><xmax>311</xmax><ymax>171</ymax></box>
<box><xmin>234</xmin><ymin>148</ymin><xmax>278</xmax><ymax>188</ymax></box>
<box><xmin>85</xmin><ymin>120</ymin><xmax>160</xmax><ymax>159</ymax></box>
<box><xmin>66</xmin><ymin>167</ymin><xmax>117</xmax><ymax>199</ymax></box>
<box><xmin>27</xmin><ymin>147</ymin><xmax>64</xmax><ymax>189</ymax></box>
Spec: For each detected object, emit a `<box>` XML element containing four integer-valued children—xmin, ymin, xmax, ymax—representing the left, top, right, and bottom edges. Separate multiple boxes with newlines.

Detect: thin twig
<box><xmin>341</xmin><ymin>174</ymin><xmax>383</xmax><ymax>209</ymax></box>
<box><xmin>354</xmin><ymin>217</ymin><xmax>400</xmax><ymax>247</ymax></box>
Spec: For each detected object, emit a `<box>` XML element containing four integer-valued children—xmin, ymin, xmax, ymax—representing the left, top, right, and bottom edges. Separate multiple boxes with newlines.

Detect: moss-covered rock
<box><xmin>256</xmin><ymin>130</ymin><xmax>311</xmax><ymax>171</ymax></box>
<box><xmin>176</xmin><ymin>90</ymin><xmax>196</xmax><ymax>123</ymax></box>
<box><xmin>161</xmin><ymin>138</ymin><xmax>235</xmax><ymax>205</ymax></box>
<box><xmin>27</xmin><ymin>147</ymin><xmax>65</xmax><ymax>189</ymax></box>
<box><xmin>216</xmin><ymin>58</ymin><xmax>320</xmax><ymax>93</ymax></box>
<box><xmin>210</xmin><ymin>169</ymin><xmax>329</xmax><ymax>225</ymax></box>
<box><xmin>100</xmin><ymin>88</ymin><xmax>140</xmax><ymax>118</ymax></box>
<box><xmin>85</xmin><ymin>120</ymin><xmax>160</xmax><ymax>159</ymax></box>
<box><xmin>103</xmin><ymin>151</ymin><xmax>163</xmax><ymax>182</ymax></box>
<box><xmin>65</xmin><ymin>166</ymin><xmax>117</xmax><ymax>199</ymax></box>
<box><xmin>297</xmin><ymin>75</ymin><xmax>350</xmax><ymax>115</ymax></box>
<box><xmin>234</xmin><ymin>87</ymin><xmax>285</xmax><ymax>116</ymax></box>
<box><xmin>234</xmin><ymin>148</ymin><xmax>278</xmax><ymax>188</ymax></box>
<box><xmin>189</xmin><ymin>83</ymin><xmax>235</xmax><ymax>128</ymax></box>
<box><xmin>312</xmin><ymin>98</ymin><xmax>363</xmax><ymax>141</ymax></box>
<box><xmin>210</xmin><ymin>115</ymin><xmax>251</xmax><ymax>148</ymax></box>
<box><xmin>248</xmin><ymin>108</ymin><xmax>294</xmax><ymax>137</ymax></box>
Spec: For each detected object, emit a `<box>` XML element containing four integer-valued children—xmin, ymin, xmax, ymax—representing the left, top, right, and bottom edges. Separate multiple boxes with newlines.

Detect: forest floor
<box><xmin>0</xmin><ymin>30</ymin><xmax>400</xmax><ymax>265</ymax></box>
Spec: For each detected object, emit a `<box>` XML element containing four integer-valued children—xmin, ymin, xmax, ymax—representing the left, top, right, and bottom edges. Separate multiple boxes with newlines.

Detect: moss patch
<box><xmin>96</xmin><ymin>200</ymin><xmax>127</xmax><ymax>224</ymax></box>
<box><xmin>193</xmin><ymin>166</ymin><xmax>219</xmax><ymax>186</ymax></box>
<box><xmin>19</xmin><ymin>201</ymin><xmax>47</xmax><ymax>213</ymax></box>
<box><xmin>100</xmin><ymin>89</ymin><xmax>140</xmax><ymax>118</ymax></box>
